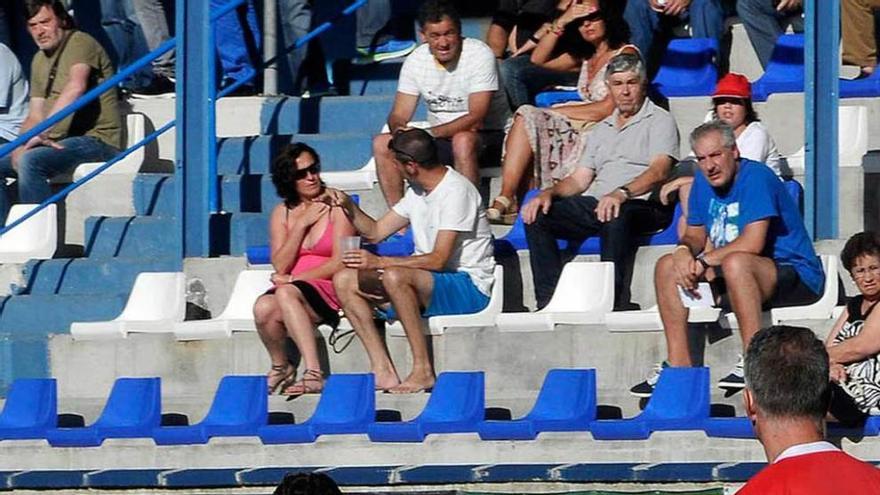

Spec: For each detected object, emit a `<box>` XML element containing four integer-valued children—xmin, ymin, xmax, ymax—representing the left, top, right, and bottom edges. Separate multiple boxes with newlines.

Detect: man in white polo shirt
<box><xmin>372</xmin><ymin>0</ymin><xmax>509</xmax><ymax>207</ymax></box>
<box><xmin>322</xmin><ymin>129</ymin><xmax>495</xmax><ymax>394</ymax></box>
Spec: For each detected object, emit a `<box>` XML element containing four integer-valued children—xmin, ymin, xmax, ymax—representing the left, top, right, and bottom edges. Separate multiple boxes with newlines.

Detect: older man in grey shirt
<box><xmin>522</xmin><ymin>52</ymin><xmax>679</xmax><ymax>311</ymax></box>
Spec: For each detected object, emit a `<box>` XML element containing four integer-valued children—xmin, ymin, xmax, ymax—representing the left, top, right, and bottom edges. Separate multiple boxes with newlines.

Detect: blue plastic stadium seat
<box><xmin>258</xmin><ymin>373</ymin><xmax>375</xmax><ymax>444</ymax></box>
<box><xmin>750</xmin><ymin>34</ymin><xmax>804</xmax><ymax>102</ymax></box>
<box><xmin>47</xmin><ymin>377</ymin><xmax>161</xmax><ymax>447</ymax></box>
<box><xmin>840</xmin><ymin>70</ymin><xmax>880</xmax><ymax>98</ymax></box>
<box><xmin>478</xmin><ymin>369</ymin><xmax>596</xmax><ymax>440</ymax></box>
<box><xmin>152</xmin><ymin>375</ymin><xmax>266</xmax><ymax>445</ymax></box>
<box><xmin>367</xmin><ymin>371</ymin><xmax>485</xmax><ymax>442</ymax></box>
<box><xmin>589</xmin><ymin>367</ymin><xmax>710</xmax><ymax>440</ymax></box>
<box><xmin>703</xmin><ymin>416</ymin><xmax>754</xmax><ymax>438</ymax></box>
<box><xmin>651</xmin><ymin>38</ymin><xmax>719</xmax><ymax>98</ymax></box>
<box><xmin>495</xmin><ymin>190</ymin><xmax>681</xmax><ymax>256</ymax></box>
<box><xmin>535</xmin><ymin>90</ymin><xmax>580</xmax><ymax>108</ymax></box>
<box><xmin>0</xmin><ymin>378</ymin><xmax>57</xmax><ymax>440</ymax></box>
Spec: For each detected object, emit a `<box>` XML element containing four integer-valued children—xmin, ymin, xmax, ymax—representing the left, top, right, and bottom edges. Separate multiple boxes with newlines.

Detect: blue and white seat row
<box><xmin>3</xmin><ymin>368</ymin><xmax>879</xmax><ymax>446</ymax></box>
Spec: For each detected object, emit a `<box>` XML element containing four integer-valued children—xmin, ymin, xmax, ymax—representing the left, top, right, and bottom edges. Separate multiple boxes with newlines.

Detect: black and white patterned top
<box><xmin>833</xmin><ymin>295</ymin><xmax>880</xmax><ymax>413</ymax></box>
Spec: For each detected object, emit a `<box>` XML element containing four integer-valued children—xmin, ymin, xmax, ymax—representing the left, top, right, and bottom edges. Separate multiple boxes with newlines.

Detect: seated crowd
<box><xmin>253</xmin><ymin>0</ymin><xmax>856</xmax><ymax>415</ymax></box>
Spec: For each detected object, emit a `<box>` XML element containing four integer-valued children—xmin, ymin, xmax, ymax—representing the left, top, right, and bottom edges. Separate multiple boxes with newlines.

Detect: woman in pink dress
<box><xmin>254</xmin><ymin>143</ymin><xmax>356</xmax><ymax>396</ymax></box>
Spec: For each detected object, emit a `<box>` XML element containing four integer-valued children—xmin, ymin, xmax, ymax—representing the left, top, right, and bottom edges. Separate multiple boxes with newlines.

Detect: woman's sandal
<box><xmin>486</xmin><ymin>196</ymin><xmax>518</xmax><ymax>225</ymax></box>
<box><xmin>267</xmin><ymin>363</ymin><xmax>296</xmax><ymax>395</ymax></box>
<box><xmin>283</xmin><ymin>369</ymin><xmax>325</xmax><ymax>397</ymax></box>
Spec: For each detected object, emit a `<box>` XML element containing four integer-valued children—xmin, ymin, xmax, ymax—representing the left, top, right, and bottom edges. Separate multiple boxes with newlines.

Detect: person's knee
<box><xmin>253</xmin><ymin>295</ymin><xmax>278</xmax><ymax>325</ymax></box>
<box><xmin>451</xmin><ymin>131</ymin><xmax>479</xmax><ymax>160</ymax></box>
<box><xmin>274</xmin><ymin>283</ymin><xmax>304</xmax><ymax>306</ymax></box>
<box><xmin>373</xmin><ymin>134</ymin><xmax>393</xmax><ymax>160</ymax></box>
<box><xmin>333</xmin><ymin>268</ymin><xmax>359</xmax><ymax>296</ymax></box>
<box><xmin>380</xmin><ymin>266</ymin><xmax>410</xmax><ymax>292</ymax></box>
<box><xmin>655</xmin><ymin>253</ymin><xmax>677</xmax><ymax>281</ymax></box>
<box><xmin>720</xmin><ymin>251</ymin><xmax>759</xmax><ymax>280</ymax></box>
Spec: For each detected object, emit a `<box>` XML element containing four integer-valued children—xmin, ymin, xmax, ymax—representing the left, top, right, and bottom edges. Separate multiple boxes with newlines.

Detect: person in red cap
<box><xmin>659</xmin><ymin>72</ymin><xmax>784</xmax><ymax>238</ymax></box>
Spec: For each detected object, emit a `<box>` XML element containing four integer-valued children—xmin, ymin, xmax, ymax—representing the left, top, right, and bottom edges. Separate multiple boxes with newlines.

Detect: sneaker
<box><xmin>356</xmin><ymin>39</ymin><xmax>417</xmax><ymax>63</ymax></box>
<box><xmin>130</xmin><ymin>75</ymin><xmax>176</xmax><ymax>99</ymax></box>
<box><xmin>630</xmin><ymin>361</ymin><xmax>669</xmax><ymax>398</ymax></box>
<box><xmin>718</xmin><ymin>354</ymin><xmax>745</xmax><ymax>390</ymax></box>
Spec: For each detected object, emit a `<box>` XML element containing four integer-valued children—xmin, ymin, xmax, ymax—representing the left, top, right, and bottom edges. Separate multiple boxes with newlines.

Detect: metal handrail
<box><xmin>0</xmin><ymin>0</ymin><xmax>367</xmax><ymax>238</ymax></box>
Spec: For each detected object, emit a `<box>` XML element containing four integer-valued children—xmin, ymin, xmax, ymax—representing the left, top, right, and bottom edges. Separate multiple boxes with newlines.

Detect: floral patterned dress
<box><xmin>833</xmin><ymin>295</ymin><xmax>880</xmax><ymax>413</ymax></box>
<box><xmin>514</xmin><ymin>44</ymin><xmax>636</xmax><ymax>187</ymax></box>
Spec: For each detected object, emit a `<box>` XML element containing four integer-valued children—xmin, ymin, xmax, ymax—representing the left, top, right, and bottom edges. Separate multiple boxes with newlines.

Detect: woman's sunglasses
<box><xmin>294</xmin><ymin>162</ymin><xmax>321</xmax><ymax>180</ymax></box>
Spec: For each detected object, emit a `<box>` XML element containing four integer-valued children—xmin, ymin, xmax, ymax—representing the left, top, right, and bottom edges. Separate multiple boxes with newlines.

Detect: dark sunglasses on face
<box><xmin>582</xmin><ymin>11</ymin><xmax>602</xmax><ymax>22</ymax></box>
<box><xmin>294</xmin><ymin>162</ymin><xmax>320</xmax><ymax>180</ymax></box>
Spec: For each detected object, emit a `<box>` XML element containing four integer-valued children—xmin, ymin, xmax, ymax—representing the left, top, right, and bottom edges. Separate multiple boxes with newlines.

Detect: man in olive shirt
<box><xmin>0</xmin><ymin>0</ymin><xmax>120</xmax><ymax>225</ymax></box>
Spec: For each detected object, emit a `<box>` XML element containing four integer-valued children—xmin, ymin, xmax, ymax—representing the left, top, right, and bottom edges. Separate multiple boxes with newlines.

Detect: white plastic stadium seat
<box><xmin>320</xmin><ymin>121</ymin><xmax>430</xmax><ymax>191</ymax></box>
<box><xmin>495</xmin><ymin>261</ymin><xmax>614</xmax><ymax>332</ymax></box>
<box><xmin>386</xmin><ymin>265</ymin><xmax>504</xmax><ymax>337</ymax></box>
<box><xmin>786</xmin><ymin>106</ymin><xmax>867</xmax><ymax>170</ymax></box>
<box><xmin>721</xmin><ymin>255</ymin><xmax>838</xmax><ymax>328</ymax></box>
<box><xmin>605</xmin><ymin>305</ymin><xmax>722</xmax><ymax>332</ymax></box>
<box><xmin>50</xmin><ymin>114</ymin><xmax>146</xmax><ymax>184</ymax></box>
<box><xmin>174</xmin><ymin>269</ymin><xmax>274</xmax><ymax>340</ymax></box>
<box><xmin>0</xmin><ymin>204</ymin><xmax>57</xmax><ymax>263</ymax></box>
<box><xmin>71</xmin><ymin>272</ymin><xmax>186</xmax><ymax>340</ymax></box>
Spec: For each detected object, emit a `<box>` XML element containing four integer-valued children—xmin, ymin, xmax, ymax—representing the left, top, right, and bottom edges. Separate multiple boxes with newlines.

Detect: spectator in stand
<box><xmin>825</xmin><ymin>232</ymin><xmax>880</xmax><ymax>426</ymax></box>
<box><xmin>274</xmin><ymin>472</ymin><xmax>341</xmax><ymax>495</ymax></box>
<box><xmin>254</xmin><ymin>143</ymin><xmax>356</xmax><ymax>396</ymax></box>
<box><xmin>129</xmin><ymin>0</ymin><xmax>176</xmax><ymax>96</ymax></box>
<box><xmin>736</xmin><ymin>0</ymin><xmax>803</xmax><ymax>69</ymax></box>
<box><xmin>355</xmin><ymin>0</ymin><xmax>417</xmax><ymax>63</ymax></box>
<box><xmin>212</xmin><ymin>0</ymin><xmax>261</xmax><ymax>95</ymax></box>
<box><xmin>324</xmin><ymin>129</ymin><xmax>495</xmax><ymax>394</ymax></box>
<box><xmin>487</xmin><ymin>0</ymin><xmax>635</xmax><ymax>224</ymax></box>
<box><xmin>736</xmin><ymin>325</ymin><xmax>880</xmax><ymax>494</ymax></box>
<box><xmin>631</xmin><ymin>121</ymin><xmax>824</xmax><ymax>397</ymax></box>
<box><xmin>0</xmin><ymin>0</ymin><xmax>120</xmax><ymax>225</ymax></box>
<box><xmin>660</xmin><ymin>73</ymin><xmax>785</xmax><ymax>237</ymax></box>
<box><xmin>842</xmin><ymin>0</ymin><xmax>880</xmax><ymax>78</ymax></box>
<box><xmin>490</xmin><ymin>0</ymin><xmax>580</xmax><ymax>111</ymax></box>
<box><xmin>522</xmin><ymin>52</ymin><xmax>677</xmax><ymax>311</ymax></box>
<box><xmin>99</xmin><ymin>0</ymin><xmax>155</xmax><ymax>95</ymax></box>
<box><xmin>373</xmin><ymin>0</ymin><xmax>509</xmax><ymax>206</ymax></box>
<box><xmin>624</xmin><ymin>0</ymin><xmax>730</xmax><ymax>75</ymax></box>
<box><xmin>0</xmin><ymin>43</ymin><xmax>29</xmax><ymax>146</ymax></box>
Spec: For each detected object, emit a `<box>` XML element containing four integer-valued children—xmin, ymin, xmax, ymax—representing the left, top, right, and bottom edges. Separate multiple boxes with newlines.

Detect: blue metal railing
<box><xmin>0</xmin><ymin>0</ymin><xmax>366</xmax><ymax>239</ymax></box>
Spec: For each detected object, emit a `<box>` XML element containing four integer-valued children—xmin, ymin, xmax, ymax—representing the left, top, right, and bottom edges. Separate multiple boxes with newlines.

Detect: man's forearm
<box><xmin>429</xmin><ymin>112</ymin><xmax>484</xmax><ymax>138</ymax></box>
<box><xmin>348</xmin><ymin>205</ymin><xmax>381</xmax><ymax>242</ymax></box>
<box><xmin>376</xmin><ymin>252</ymin><xmax>447</xmax><ymax>272</ymax></box>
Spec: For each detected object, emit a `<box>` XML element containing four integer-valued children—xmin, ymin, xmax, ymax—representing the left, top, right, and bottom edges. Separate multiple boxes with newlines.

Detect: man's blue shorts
<box><xmin>381</xmin><ymin>271</ymin><xmax>490</xmax><ymax>321</ymax></box>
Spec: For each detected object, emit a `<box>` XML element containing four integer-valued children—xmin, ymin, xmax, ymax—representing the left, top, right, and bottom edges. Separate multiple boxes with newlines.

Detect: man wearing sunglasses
<box><xmin>371</xmin><ymin>0</ymin><xmax>509</xmax><ymax>207</ymax></box>
<box><xmin>321</xmin><ymin>128</ymin><xmax>495</xmax><ymax>394</ymax></box>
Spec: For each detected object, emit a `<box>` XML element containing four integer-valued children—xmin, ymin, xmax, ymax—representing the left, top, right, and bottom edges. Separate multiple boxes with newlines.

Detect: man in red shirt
<box><xmin>738</xmin><ymin>325</ymin><xmax>880</xmax><ymax>493</ymax></box>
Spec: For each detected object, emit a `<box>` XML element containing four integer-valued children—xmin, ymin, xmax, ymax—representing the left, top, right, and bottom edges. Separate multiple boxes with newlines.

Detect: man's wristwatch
<box><xmin>696</xmin><ymin>253</ymin><xmax>711</xmax><ymax>270</ymax></box>
<box><xmin>617</xmin><ymin>186</ymin><xmax>632</xmax><ymax>200</ymax></box>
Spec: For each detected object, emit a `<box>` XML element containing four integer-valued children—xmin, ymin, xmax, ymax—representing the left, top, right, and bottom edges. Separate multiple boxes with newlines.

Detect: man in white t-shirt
<box><xmin>373</xmin><ymin>0</ymin><xmax>509</xmax><ymax>207</ymax></box>
<box><xmin>322</xmin><ymin>129</ymin><xmax>495</xmax><ymax>394</ymax></box>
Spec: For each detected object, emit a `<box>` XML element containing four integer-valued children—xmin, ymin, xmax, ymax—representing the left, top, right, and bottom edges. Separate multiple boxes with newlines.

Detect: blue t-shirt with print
<box><xmin>687</xmin><ymin>159</ymin><xmax>824</xmax><ymax>295</ymax></box>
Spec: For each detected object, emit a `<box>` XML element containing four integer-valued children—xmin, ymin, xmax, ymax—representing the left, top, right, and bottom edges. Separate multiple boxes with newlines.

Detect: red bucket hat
<box><xmin>713</xmin><ymin>73</ymin><xmax>751</xmax><ymax>100</ymax></box>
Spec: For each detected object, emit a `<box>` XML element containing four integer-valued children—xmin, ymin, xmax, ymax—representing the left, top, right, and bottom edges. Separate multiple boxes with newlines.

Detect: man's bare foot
<box><xmin>374</xmin><ymin>368</ymin><xmax>401</xmax><ymax>391</ymax></box>
<box><xmin>388</xmin><ymin>372</ymin><xmax>435</xmax><ymax>394</ymax></box>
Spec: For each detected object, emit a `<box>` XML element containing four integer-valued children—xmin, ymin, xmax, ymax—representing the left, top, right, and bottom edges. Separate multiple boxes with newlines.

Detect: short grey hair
<box><xmin>689</xmin><ymin>120</ymin><xmax>737</xmax><ymax>151</ymax></box>
<box><xmin>604</xmin><ymin>52</ymin><xmax>647</xmax><ymax>83</ymax></box>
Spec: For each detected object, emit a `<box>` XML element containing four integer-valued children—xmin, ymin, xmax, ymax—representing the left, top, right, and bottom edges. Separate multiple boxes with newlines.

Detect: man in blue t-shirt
<box><xmin>630</xmin><ymin>120</ymin><xmax>825</xmax><ymax>397</ymax></box>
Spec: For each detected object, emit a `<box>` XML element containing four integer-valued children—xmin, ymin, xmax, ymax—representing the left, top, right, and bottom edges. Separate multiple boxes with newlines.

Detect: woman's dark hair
<box><xmin>24</xmin><ymin>0</ymin><xmax>75</xmax><ymax>29</ymax></box>
<box><xmin>271</xmin><ymin>142</ymin><xmax>320</xmax><ymax>209</ymax></box>
<box><xmin>712</xmin><ymin>99</ymin><xmax>760</xmax><ymax>124</ymax></box>
<box><xmin>840</xmin><ymin>231</ymin><xmax>880</xmax><ymax>272</ymax></box>
<box><xmin>273</xmin><ymin>472</ymin><xmax>341</xmax><ymax>495</ymax></box>
<box><xmin>562</xmin><ymin>0</ymin><xmax>631</xmax><ymax>59</ymax></box>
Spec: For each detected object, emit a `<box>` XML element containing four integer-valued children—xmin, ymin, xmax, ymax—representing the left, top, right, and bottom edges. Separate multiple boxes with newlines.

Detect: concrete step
<box><xmin>229</xmin><ymin>212</ymin><xmax>268</xmax><ymax>256</ymax></box>
<box><xmin>0</xmin><ymin>293</ymin><xmax>130</xmax><ymax>334</ymax></box>
<box><xmin>134</xmin><ymin>173</ymin><xmax>176</xmax><ymax>217</ymax></box>
<box><xmin>83</xmin><ymin>215</ymin><xmax>178</xmax><ymax>259</ymax></box>
<box><xmin>19</xmin><ymin>257</ymin><xmax>180</xmax><ymax>297</ymax></box>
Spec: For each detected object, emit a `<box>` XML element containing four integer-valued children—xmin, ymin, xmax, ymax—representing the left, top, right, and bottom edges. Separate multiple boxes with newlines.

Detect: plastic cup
<box><xmin>341</xmin><ymin>236</ymin><xmax>361</xmax><ymax>252</ymax></box>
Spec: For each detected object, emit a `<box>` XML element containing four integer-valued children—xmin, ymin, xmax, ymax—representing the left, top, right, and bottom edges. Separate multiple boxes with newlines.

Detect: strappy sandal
<box><xmin>283</xmin><ymin>369</ymin><xmax>325</xmax><ymax>397</ymax></box>
<box><xmin>486</xmin><ymin>196</ymin><xmax>518</xmax><ymax>225</ymax></box>
<box><xmin>267</xmin><ymin>363</ymin><xmax>296</xmax><ymax>395</ymax></box>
